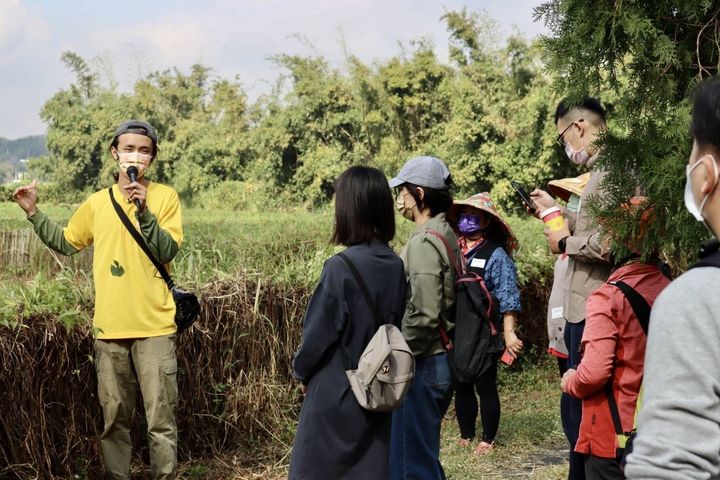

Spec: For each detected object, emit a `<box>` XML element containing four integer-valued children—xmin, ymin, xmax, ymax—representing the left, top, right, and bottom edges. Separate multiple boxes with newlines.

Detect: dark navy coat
<box><xmin>290</xmin><ymin>240</ymin><xmax>406</xmax><ymax>480</ymax></box>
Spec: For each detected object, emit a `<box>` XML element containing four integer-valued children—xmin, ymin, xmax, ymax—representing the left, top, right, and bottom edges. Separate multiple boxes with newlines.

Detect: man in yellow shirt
<box><xmin>13</xmin><ymin>120</ymin><xmax>183</xmax><ymax>480</ymax></box>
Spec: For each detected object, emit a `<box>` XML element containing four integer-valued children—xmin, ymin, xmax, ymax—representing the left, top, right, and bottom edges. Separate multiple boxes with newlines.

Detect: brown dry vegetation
<box><xmin>0</xmin><ymin>274</ymin><xmax>310</xmax><ymax>479</ymax></box>
<box><xmin>0</xmin><ymin>206</ymin><xmax>557</xmax><ymax>478</ymax></box>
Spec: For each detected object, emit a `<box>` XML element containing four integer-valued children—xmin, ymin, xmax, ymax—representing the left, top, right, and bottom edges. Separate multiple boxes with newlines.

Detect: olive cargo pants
<box><xmin>94</xmin><ymin>334</ymin><xmax>178</xmax><ymax>480</ymax></box>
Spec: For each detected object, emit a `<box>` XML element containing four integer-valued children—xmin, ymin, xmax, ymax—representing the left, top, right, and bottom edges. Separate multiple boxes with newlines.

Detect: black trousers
<box><xmin>562</xmin><ymin>320</ymin><xmax>586</xmax><ymax>480</ymax></box>
<box><xmin>454</xmin><ymin>357</ymin><xmax>500</xmax><ymax>442</ymax></box>
<box><xmin>584</xmin><ymin>455</ymin><xmax>625</xmax><ymax>480</ymax></box>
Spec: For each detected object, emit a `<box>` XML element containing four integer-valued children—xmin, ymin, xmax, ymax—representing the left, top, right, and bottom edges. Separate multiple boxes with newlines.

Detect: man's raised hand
<box><xmin>13</xmin><ymin>179</ymin><xmax>39</xmax><ymax>216</ymax></box>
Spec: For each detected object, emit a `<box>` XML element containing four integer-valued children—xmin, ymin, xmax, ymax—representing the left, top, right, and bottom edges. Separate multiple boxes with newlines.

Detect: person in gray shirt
<box><xmin>625</xmin><ymin>77</ymin><xmax>720</xmax><ymax>479</ymax></box>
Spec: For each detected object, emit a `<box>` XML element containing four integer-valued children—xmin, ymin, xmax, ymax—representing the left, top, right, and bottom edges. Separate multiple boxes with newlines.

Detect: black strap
<box><xmin>605</xmin><ymin>382</ymin><xmax>628</xmax><ymax>438</ymax></box>
<box><xmin>337</xmin><ymin>252</ymin><xmax>382</xmax><ymax>326</ymax></box>
<box><xmin>336</xmin><ymin>252</ymin><xmax>385</xmax><ymax>371</ymax></box>
<box><xmin>608</xmin><ymin>280</ymin><xmax>650</xmax><ymax>335</ymax></box>
<box><xmin>604</xmin><ymin>280</ymin><xmax>652</xmax><ymax>438</ymax></box>
<box><xmin>465</xmin><ymin>239</ymin><xmax>501</xmax><ymax>278</ymax></box>
<box><xmin>108</xmin><ymin>188</ymin><xmax>174</xmax><ymax>291</ymax></box>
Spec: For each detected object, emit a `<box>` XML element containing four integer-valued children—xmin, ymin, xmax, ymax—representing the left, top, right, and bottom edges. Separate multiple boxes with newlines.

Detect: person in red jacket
<box><xmin>560</xmin><ymin>199</ymin><xmax>671</xmax><ymax>479</ymax></box>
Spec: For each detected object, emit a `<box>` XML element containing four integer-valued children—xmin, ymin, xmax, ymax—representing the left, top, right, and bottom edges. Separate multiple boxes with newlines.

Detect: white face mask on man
<box><xmin>684</xmin><ymin>155</ymin><xmax>718</xmax><ymax>226</ymax></box>
<box><xmin>564</xmin><ymin>127</ymin><xmax>590</xmax><ymax>165</ymax></box>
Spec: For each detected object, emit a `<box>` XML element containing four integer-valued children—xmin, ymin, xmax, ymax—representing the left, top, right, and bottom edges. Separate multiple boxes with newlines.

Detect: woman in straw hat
<box><xmin>448</xmin><ymin>192</ymin><xmax>523</xmax><ymax>455</ymax></box>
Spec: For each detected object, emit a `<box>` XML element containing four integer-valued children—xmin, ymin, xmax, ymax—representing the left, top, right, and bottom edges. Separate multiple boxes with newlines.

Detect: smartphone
<box><xmin>511</xmin><ymin>181</ymin><xmax>538</xmax><ymax>214</ymax></box>
<box><xmin>500</xmin><ymin>349</ymin><xmax>515</xmax><ymax>366</ymax></box>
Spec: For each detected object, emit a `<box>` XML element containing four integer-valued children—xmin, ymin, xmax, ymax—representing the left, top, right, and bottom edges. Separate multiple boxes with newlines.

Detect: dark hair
<box><xmin>554</xmin><ymin>97</ymin><xmax>607</xmax><ymax>125</ymax></box>
<box><xmin>404</xmin><ymin>183</ymin><xmax>454</xmax><ymax>217</ymax></box>
<box><xmin>691</xmin><ymin>77</ymin><xmax>720</xmax><ymax>151</ymax></box>
<box><xmin>331</xmin><ymin>165</ymin><xmax>396</xmax><ymax>246</ymax></box>
<box><xmin>110</xmin><ymin>131</ymin><xmax>158</xmax><ymax>160</ymax></box>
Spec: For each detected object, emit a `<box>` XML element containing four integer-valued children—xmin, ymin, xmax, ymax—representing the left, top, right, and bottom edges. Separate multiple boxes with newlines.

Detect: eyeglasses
<box><xmin>556</xmin><ymin>118</ymin><xmax>584</xmax><ymax>146</ymax></box>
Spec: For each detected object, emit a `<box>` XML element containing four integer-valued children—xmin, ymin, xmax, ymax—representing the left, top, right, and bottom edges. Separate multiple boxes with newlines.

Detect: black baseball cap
<box><xmin>113</xmin><ymin>119</ymin><xmax>158</xmax><ymax>145</ymax></box>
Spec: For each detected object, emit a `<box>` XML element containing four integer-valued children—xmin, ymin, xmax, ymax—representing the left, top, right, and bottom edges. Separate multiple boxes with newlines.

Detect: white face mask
<box><xmin>117</xmin><ymin>151</ymin><xmax>152</xmax><ymax>176</ymax></box>
<box><xmin>684</xmin><ymin>155</ymin><xmax>718</xmax><ymax>222</ymax></box>
<box><xmin>564</xmin><ymin>127</ymin><xmax>590</xmax><ymax>165</ymax></box>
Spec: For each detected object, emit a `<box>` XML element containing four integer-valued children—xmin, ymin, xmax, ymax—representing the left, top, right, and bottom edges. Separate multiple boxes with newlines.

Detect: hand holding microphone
<box><xmin>124</xmin><ymin>166</ymin><xmax>145</xmax><ymax>211</ymax></box>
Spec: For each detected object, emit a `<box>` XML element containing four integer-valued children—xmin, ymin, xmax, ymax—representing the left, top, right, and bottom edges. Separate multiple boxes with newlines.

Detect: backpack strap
<box><xmin>425</xmin><ymin>230</ymin><xmax>464</xmax><ymax>277</ymax></box>
<box><xmin>604</xmin><ymin>381</ymin><xmax>632</xmax><ymax>449</ymax></box>
<box><xmin>604</xmin><ymin>279</ymin><xmax>653</xmax><ymax>448</ymax></box>
<box><xmin>425</xmin><ymin>230</ymin><xmax>465</xmax><ymax>352</ymax></box>
<box><xmin>465</xmin><ymin>239</ymin><xmax>501</xmax><ymax>278</ymax></box>
<box><xmin>608</xmin><ymin>280</ymin><xmax>651</xmax><ymax>335</ymax></box>
<box><xmin>337</xmin><ymin>252</ymin><xmax>383</xmax><ymax>327</ymax></box>
<box><xmin>108</xmin><ymin>188</ymin><xmax>174</xmax><ymax>291</ymax></box>
<box><xmin>336</xmin><ymin>252</ymin><xmax>386</xmax><ymax>370</ymax></box>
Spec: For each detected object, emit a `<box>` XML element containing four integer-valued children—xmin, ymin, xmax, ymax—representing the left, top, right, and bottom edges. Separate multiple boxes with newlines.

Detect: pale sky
<box><xmin>0</xmin><ymin>0</ymin><xmax>549</xmax><ymax>139</ymax></box>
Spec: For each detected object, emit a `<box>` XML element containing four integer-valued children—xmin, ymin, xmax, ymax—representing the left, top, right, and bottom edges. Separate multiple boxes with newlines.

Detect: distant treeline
<box><xmin>28</xmin><ymin>2</ymin><xmax>720</xmax><ymax>263</ymax></box>
<box><xmin>31</xmin><ymin>10</ymin><xmax>577</xmax><ymax>214</ymax></box>
<box><xmin>0</xmin><ymin>135</ymin><xmax>47</xmax><ymax>183</ymax></box>
<box><xmin>0</xmin><ymin>135</ymin><xmax>47</xmax><ymax>162</ymax></box>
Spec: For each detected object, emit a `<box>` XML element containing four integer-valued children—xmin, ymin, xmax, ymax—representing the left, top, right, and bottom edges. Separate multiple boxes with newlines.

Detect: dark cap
<box><xmin>113</xmin><ymin>119</ymin><xmax>158</xmax><ymax>145</ymax></box>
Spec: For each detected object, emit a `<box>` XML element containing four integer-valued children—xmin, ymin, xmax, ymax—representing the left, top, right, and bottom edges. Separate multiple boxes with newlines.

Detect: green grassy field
<box><xmin>0</xmin><ymin>201</ymin><xmax>551</xmax><ymax>284</ymax></box>
<box><xmin>0</xmin><ymin>200</ymin><xmax>565</xmax><ymax>478</ymax></box>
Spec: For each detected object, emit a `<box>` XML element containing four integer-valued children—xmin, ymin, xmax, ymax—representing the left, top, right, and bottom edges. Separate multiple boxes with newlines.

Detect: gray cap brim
<box><xmin>388</xmin><ymin>176</ymin><xmax>404</xmax><ymax>189</ymax></box>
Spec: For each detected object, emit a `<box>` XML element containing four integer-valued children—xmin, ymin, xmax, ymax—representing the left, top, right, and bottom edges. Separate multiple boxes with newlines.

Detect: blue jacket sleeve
<box><xmin>484</xmin><ymin>248</ymin><xmax>522</xmax><ymax>313</ymax></box>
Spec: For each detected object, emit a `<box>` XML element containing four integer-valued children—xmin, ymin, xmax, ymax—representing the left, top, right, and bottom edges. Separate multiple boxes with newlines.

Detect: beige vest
<box><xmin>563</xmin><ymin>162</ymin><xmax>612</xmax><ymax>323</ymax></box>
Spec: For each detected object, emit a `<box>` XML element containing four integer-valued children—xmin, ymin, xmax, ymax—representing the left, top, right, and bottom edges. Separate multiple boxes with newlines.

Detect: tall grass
<box><xmin>0</xmin><ymin>201</ymin><xmax>557</xmax><ymax>478</ymax></box>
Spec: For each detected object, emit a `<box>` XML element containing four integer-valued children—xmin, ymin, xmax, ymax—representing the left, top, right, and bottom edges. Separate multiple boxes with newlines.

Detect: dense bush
<box><xmin>33</xmin><ymin>10</ymin><xmax>572</xmax><ymax>212</ymax></box>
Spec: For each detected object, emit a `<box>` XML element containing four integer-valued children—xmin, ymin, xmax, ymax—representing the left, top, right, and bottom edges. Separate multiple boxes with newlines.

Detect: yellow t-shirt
<box><xmin>63</xmin><ymin>183</ymin><xmax>184</xmax><ymax>339</ymax></box>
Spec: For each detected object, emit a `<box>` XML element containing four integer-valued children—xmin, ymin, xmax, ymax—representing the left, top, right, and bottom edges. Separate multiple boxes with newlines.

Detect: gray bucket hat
<box><xmin>113</xmin><ymin>119</ymin><xmax>158</xmax><ymax>145</ymax></box>
<box><xmin>389</xmin><ymin>156</ymin><xmax>452</xmax><ymax>190</ymax></box>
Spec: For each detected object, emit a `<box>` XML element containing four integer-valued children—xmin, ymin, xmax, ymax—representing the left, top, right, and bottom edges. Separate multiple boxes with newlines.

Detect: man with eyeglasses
<box><xmin>531</xmin><ymin>98</ymin><xmax>612</xmax><ymax>480</ymax></box>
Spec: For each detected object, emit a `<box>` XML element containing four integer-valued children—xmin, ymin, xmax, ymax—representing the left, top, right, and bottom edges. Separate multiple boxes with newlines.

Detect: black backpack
<box><xmin>427</xmin><ymin>231</ymin><xmax>504</xmax><ymax>383</ymax></box>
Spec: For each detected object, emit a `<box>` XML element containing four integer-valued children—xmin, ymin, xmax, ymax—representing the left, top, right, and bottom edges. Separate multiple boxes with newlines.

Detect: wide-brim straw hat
<box><xmin>547</xmin><ymin>172</ymin><xmax>591</xmax><ymax>202</ymax></box>
<box><xmin>448</xmin><ymin>192</ymin><xmax>518</xmax><ymax>254</ymax></box>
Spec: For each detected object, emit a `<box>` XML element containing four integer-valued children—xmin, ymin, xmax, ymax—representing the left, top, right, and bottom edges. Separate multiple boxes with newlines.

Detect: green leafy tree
<box><xmin>535</xmin><ymin>0</ymin><xmax>720</xmax><ymax>266</ymax></box>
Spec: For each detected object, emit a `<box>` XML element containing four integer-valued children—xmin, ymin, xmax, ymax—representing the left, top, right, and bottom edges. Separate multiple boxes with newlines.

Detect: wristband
<box><xmin>558</xmin><ymin>236</ymin><xmax>569</xmax><ymax>254</ymax></box>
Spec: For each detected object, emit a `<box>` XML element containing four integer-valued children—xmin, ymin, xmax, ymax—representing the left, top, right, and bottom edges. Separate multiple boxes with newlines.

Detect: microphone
<box><xmin>126</xmin><ymin>166</ymin><xmax>142</xmax><ymax>210</ymax></box>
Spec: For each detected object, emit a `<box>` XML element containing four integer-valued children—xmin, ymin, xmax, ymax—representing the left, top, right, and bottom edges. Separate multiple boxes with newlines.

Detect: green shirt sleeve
<box><xmin>402</xmin><ymin>235</ymin><xmax>447</xmax><ymax>356</ymax></box>
<box><xmin>137</xmin><ymin>208</ymin><xmax>179</xmax><ymax>264</ymax></box>
<box><xmin>27</xmin><ymin>210</ymin><xmax>79</xmax><ymax>256</ymax></box>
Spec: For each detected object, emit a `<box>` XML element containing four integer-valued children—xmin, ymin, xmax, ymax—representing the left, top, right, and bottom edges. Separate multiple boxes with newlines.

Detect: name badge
<box><xmin>470</xmin><ymin>258</ymin><xmax>486</xmax><ymax>269</ymax></box>
<box><xmin>551</xmin><ymin>307</ymin><xmax>564</xmax><ymax>319</ymax></box>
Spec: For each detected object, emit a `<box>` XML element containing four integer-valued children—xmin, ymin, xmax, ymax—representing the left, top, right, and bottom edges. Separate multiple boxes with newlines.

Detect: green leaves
<box><xmin>39</xmin><ymin>11</ymin><xmax>568</xmax><ymax>213</ymax></box>
<box><xmin>535</xmin><ymin>0</ymin><xmax>719</xmax><ymax>265</ymax></box>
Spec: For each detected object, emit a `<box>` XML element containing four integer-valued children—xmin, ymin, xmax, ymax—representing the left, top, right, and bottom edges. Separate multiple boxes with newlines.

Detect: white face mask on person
<box><xmin>117</xmin><ymin>151</ymin><xmax>152</xmax><ymax>176</ymax></box>
<box><xmin>564</xmin><ymin>127</ymin><xmax>590</xmax><ymax>165</ymax></box>
<box><xmin>684</xmin><ymin>155</ymin><xmax>718</xmax><ymax>222</ymax></box>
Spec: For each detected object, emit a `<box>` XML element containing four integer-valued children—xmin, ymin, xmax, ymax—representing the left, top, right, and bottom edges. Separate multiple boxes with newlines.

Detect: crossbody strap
<box><xmin>336</xmin><ymin>252</ymin><xmax>385</xmax><ymax>371</ymax></box>
<box><xmin>108</xmin><ymin>188</ymin><xmax>174</xmax><ymax>291</ymax></box>
<box><xmin>604</xmin><ymin>280</ymin><xmax>652</xmax><ymax>443</ymax></box>
<box><xmin>609</xmin><ymin>280</ymin><xmax>651</xmax><ymax>334</ymax></box>
<box><xmin>337</xmin><ymin>252</ymin><xmax>382</xmax><ymax>326</ymax></box>
<box><xmin>425</xmin><ymin>230</ymin><xmax>466</xmax><ymax>351</ymax></box>
<box><xmin>425</xmin><ymin>230</ymin><xmax>463</xmax><ymax>277</ymax></box>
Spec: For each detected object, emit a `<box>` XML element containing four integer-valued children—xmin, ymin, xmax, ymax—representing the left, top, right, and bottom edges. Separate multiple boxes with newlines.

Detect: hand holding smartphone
<box><xmin>500</xmin><ymin>349</ymin><xmax>515</xmax><ymax>365</ymax></box>
<box><xmin>510</xmin><ymin>181</ymin><xmax>538</xmax><ymax>215</ymax></box>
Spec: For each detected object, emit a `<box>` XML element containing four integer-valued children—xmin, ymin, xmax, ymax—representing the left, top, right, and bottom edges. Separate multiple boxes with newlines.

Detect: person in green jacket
<box><xmin>389</xmin><ymin>156</ymin><xmax>461</xmax><ymax>480</ymax></box>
